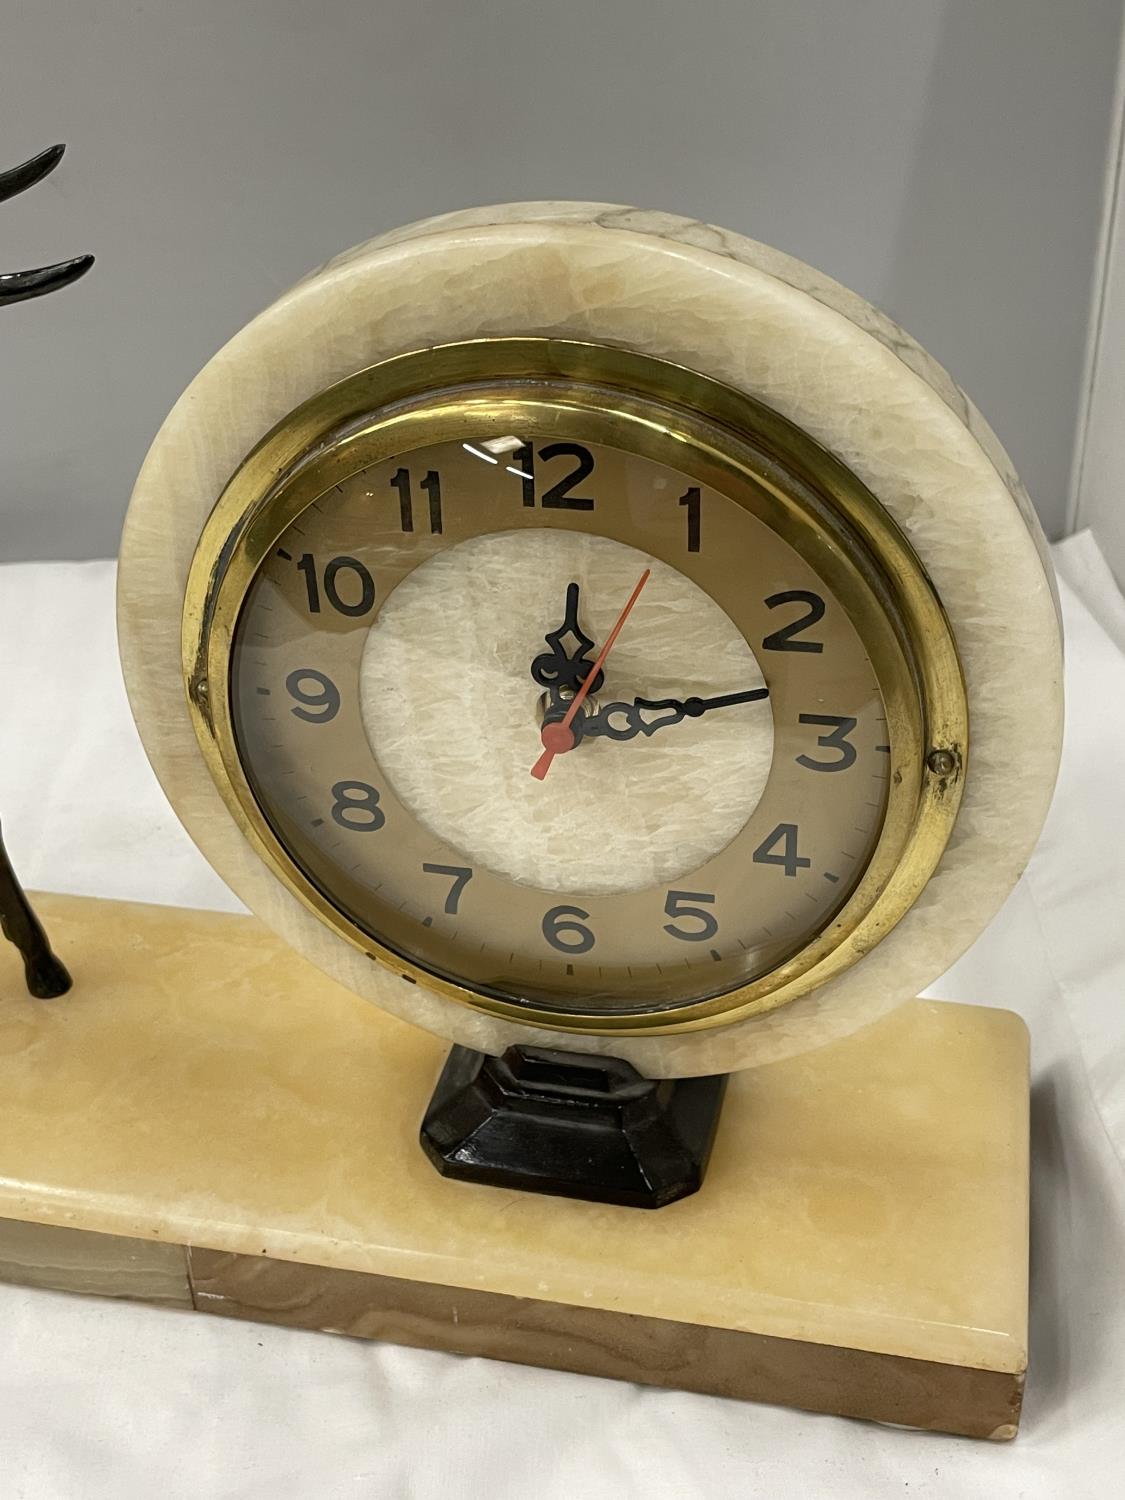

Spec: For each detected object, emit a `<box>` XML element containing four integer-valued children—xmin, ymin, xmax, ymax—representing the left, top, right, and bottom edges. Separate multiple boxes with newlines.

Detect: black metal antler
<box><xmin>0</xmin><ymin>142</ymin><xmax>89</xmax><ymax>997</ymax></box>
<box><xmin>0</xmin><ymin>144</ymin><xmax>93</xmax><ymax>305</ymax></box>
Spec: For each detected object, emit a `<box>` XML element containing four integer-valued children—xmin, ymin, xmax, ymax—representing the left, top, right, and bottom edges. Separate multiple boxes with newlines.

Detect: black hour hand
<box><xmin>579</xmin><ymin>687</ymin><xmax>770</xmax><ymax>743</ymax></box>
<box><xmin>531</xmin><ymin>581</ymin><xmax>605</xmax><ymax>701</ymax></box>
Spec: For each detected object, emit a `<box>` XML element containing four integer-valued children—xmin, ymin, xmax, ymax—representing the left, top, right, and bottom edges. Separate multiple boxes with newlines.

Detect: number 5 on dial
<box><xmin>663</xmin><ymin>890</ymin><xmax>718</xmax><ymax>941</ymax></box>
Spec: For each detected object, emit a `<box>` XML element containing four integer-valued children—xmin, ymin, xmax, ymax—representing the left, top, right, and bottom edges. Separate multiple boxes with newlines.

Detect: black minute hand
<box><xmin>578</xmin><ymin>687</ymin><xmax>770</xmax><ymax>744</ymax></box>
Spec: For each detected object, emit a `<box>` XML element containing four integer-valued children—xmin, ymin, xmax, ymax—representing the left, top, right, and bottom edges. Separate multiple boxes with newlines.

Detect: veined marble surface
<box><xmin>0</xmin><ymin>893</ymin><xmax>1029</xmax><ymax>1393</ymax></box>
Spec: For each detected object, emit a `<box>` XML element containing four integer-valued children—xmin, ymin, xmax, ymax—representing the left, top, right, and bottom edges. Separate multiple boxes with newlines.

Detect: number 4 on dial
<box><xmin>752</xmin><ymin>823</ymin><xmax>811</xmax><ymax>877</ymax></box>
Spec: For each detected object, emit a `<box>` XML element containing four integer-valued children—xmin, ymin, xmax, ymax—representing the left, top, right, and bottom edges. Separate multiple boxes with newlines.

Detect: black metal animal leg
<box><xmin>0</xmin><ymin>140</ymin><xmax>87</xmax><ymax>993</ymax></box>
<box><xmin>0</xmin><ymin>824</ymin><xmax>72</xmax><ymax>998</ymax></box>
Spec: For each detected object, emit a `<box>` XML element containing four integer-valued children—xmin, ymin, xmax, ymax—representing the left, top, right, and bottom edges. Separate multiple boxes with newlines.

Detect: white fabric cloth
<box><xmin>0</xmin><ymin>532</ymin><xmax>1123</xmax><ymax>1498</ymax></box>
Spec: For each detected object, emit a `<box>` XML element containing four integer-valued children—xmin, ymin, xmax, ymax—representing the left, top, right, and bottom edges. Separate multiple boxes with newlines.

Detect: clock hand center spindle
<box><xmin>530</xmin><ymin>568</ymin><xmax>651</xmax><ymax>780</ymax></box>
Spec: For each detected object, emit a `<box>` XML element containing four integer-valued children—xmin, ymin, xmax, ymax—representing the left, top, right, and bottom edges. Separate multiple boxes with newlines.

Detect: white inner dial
<box><xmin>360</xmin><ymin>529</ymin><xmax>773</xmax><ymax>895</ymax></box>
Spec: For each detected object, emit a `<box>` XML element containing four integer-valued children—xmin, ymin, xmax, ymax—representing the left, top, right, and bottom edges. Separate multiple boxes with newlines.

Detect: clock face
<box><xmin>186</xmin><ymin>342</ymin><xmax>965</xmax><ymax>1032</ymax></box>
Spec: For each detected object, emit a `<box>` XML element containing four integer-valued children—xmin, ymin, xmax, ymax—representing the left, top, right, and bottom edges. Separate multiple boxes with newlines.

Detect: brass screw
<box><xmin>927</xmin><ymin>748</ymin><xmax>957</xmax><ymax>777</ymax></box>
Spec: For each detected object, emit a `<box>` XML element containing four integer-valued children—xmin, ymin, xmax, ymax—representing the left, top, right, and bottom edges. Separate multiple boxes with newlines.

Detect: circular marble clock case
<box><xmin>118</xmin><ymin>202</ymin><xmax>1063</xmax><ymax>1077</ymax></box>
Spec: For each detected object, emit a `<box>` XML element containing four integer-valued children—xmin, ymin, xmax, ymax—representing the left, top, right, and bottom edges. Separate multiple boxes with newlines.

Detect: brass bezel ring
<box><xmin>182</xmin><ymin>338</ymin><xmax>967</xmax><ymax>1035</ymax></box>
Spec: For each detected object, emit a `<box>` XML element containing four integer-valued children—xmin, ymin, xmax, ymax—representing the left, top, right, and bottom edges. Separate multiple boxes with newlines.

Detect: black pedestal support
<box><xmin>420</xmin><ymin>1044</ymin><xmax>728</xmax><ymax>1209</ymax></box>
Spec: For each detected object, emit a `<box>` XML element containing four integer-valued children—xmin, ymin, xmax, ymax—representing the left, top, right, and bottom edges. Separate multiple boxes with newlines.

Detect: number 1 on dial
<box><xmin>678</xmin><ymin>486</ymin><xmax>701</xmax><ymax>552</ymax></box>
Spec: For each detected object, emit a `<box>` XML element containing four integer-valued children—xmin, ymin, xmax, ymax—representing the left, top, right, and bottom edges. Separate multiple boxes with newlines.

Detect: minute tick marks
<box><xmin>227</xmin><ymin>421</ymin><xmax>916</xmax><ymax>1026</ymax></box>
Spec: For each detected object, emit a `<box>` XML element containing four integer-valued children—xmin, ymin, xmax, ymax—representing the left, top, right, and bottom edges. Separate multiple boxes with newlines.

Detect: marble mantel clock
<box><xmin>4</xmin><ymin>205</ymin><xmax>1062</xmax><ymax>1439</ymax></box>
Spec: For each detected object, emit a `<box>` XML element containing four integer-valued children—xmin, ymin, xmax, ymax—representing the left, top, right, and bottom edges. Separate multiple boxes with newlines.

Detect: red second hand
<box><xmin>530</xmin><ymin>568</ymin><xmax>651</xmax><ymax>781</ymax></box>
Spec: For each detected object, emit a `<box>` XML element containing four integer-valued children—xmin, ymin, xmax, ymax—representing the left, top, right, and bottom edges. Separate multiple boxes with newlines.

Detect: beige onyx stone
<box><xmin>360</xmin><ymin>528</ymin><xmax>772</xmax><ymax>896</ymax></box>
<box><xmin>0</xmin><ymin>895</ymin><xmax>1029</xmax><ymax>1437</ymax></box>
<box><xmin>0</xmin><ymin>1217</ymin><xmax>191</xmax><ymax>1308</ymax></box>
<box><xmin>117</xmin><ymin>202</ymin><xmax>1063</xmax><ymax>1074</ymax></box>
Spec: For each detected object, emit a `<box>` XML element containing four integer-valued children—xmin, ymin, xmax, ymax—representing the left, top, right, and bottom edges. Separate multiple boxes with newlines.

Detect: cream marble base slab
<box><xmin>0</xmin><ymin>895</ymin><xmax>1029</xmax><ymax>1439</ymax></box>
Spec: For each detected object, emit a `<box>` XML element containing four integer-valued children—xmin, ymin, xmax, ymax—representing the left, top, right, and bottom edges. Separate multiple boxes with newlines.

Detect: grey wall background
<box><xmin>1</xmin><ymin>0</ymin><xmax>1121</xmax><ymax>561</ymax></box>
